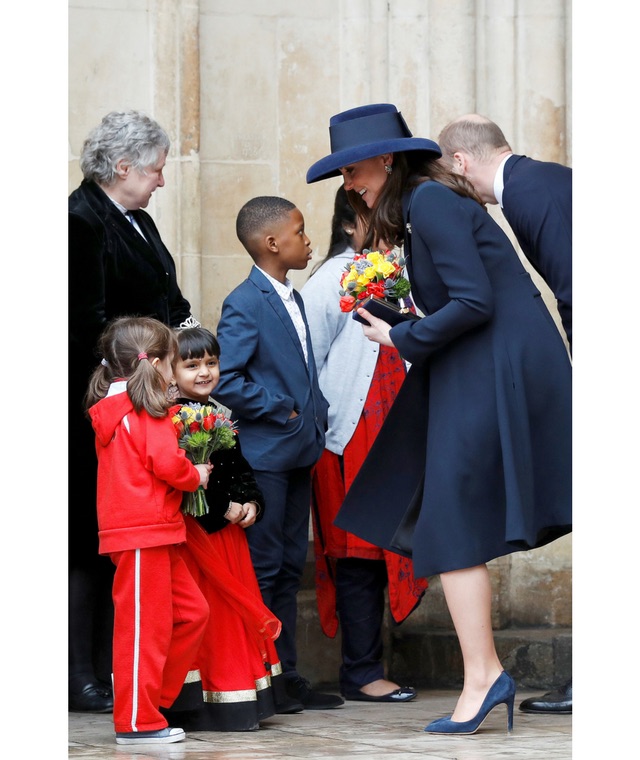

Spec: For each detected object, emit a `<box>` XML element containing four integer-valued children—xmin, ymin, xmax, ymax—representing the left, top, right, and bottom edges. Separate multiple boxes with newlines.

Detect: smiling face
<box><xmin>340</xmin><ymin>154</ymin><xmax>391</xmax><ymax>208</ymax></box>
<box><xmin>173</xmin><ymin>351</ymin><xmax>220</xmax><ymax>404</ymax></box>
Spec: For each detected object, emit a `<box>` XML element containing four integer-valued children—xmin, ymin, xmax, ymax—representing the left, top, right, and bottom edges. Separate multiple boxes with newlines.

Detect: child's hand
<box><xmin>236</xmin><ymin>501</ymin><xmax>258</xmax><ymax>527</ymax></box>
<box><xmin>195</xmin><ymin>462</ymin><xmax>213</xmax><ymax>487</ymax></box>
<box><xmin>224</xmin><ymin>500</ymin><xmax>256</xmax><ymax>526</ymax></box>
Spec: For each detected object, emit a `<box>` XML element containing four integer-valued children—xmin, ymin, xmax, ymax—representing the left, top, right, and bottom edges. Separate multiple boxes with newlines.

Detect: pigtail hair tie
<box><xmin>137</xmin><ymin>352</ymin><xmax>149</xmax><ymax>360</ymax></box>
<box><xmin>101</xmin><ymin>358</ymin><xmax>109</xmax><ymax>366</ymax></box>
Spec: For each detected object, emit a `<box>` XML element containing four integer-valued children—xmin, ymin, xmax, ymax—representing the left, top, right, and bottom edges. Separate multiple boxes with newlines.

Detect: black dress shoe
<box><xmin>275</xmin><ymin>695</ymin><xmax>305</xmax><ymax>714</ymax></box>
<box><xmin>343</xmin><ymin>685</ymin><xmax>417</xmax><ymax>703</ymax></box>
<box><xmin>284</xmin><ymin>676</ymin><xmax>344</xmax><ymax>710</ymax></box>
<box><xmin>519</xmin><ymin>679</ymin><xmax>572</xmax><ymax>714</ymax></box>
<box><xmin>69</xmin><ymin>681</ymin><xmax>114</xmax><ymax>713</ymax></box>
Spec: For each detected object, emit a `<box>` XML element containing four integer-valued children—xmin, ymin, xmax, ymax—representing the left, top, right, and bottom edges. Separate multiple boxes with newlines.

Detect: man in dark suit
<box><xmin>68</xmin><ymin>110</ymin><xmax>199</xmax><ymax>712</ymax></box>
<box><xmin>438</xmin><ymin>114</ymin><xmax>572</xmax><ymax>352</ymax></box>
<box><xmin>439</xmin><ymin>113</ymin><xmax>572</xmax><ymax>715</ymax></box>
<box><xmin>214</xmin><ymin>196</ymin><xmax>342</xmax><ymax>712</ymax></box>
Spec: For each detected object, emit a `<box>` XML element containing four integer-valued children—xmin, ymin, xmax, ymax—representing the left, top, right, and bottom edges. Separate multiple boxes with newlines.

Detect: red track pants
<box><xmin>110</xmin><ymin>544</ymin><xmax>209</xmax><ymax>733</ymax></box>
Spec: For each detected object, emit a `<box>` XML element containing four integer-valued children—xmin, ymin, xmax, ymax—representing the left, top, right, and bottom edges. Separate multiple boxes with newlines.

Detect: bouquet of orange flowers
<box><xmin>169</xmin><ymin>402</ymin><xmax>238</xmax><ymax>516</ymax></box>
<box><xmin>338</xmin><ymin>248</ymin><xmax>412</xmax><ymax>313</ymax></box>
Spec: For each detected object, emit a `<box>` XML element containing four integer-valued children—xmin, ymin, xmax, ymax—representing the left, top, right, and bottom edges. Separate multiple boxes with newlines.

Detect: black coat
<box><xmin>69</xmin><ymin>180</ymin><xmax>195</xmax><ymax>566</ymax></box>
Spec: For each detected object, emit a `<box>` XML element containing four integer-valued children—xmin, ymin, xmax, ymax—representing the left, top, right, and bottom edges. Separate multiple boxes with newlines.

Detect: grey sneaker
<box><xmin>115</xmin><ymin>727</ymin><xmax>186</xmax><ymax>744</ymax></box>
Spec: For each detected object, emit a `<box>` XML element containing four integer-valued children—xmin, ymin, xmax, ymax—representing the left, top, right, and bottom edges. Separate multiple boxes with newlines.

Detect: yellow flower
<box><xmin>376</xmin><ymin>260</ymin><xmax>396</xmax><ymax>277</ymax></box>
<box><xmin>181</xmin><ymin>406</ymin><xmax>197</xmax><ymax>424</ymax></box>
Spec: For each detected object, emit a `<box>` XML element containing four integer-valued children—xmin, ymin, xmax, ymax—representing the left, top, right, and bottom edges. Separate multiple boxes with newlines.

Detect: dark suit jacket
<box><xmin>68</xmin><ymin>180</ymin><xmax>194</xmax><ymax>564</ymax></box>
<box><xmin>501</xmin><ymin>154</ymin><xmax>572</xmax><ymax>348</ymax></box>
<box><xmin>213</xmin><ymin>266</ymin><xmax>329</xmax><ymax>472</ymax></box>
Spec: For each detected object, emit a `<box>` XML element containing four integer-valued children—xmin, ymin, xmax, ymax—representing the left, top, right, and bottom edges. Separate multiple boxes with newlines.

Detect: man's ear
<box><xmin>452</xmin><ymin>151</ymin><xmax>467</xmax><ymax>175</ymax></box>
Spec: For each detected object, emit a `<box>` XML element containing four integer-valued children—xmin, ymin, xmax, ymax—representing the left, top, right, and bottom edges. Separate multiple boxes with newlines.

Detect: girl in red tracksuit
<box><xmin>85</xmin><ymin>316</ymin><xmax>212</xmax><ymax>746</ymax></box>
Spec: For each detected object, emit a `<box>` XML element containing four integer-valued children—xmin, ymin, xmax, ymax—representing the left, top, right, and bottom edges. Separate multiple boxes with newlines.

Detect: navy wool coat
<box><xmin>335</xmin><ymin>181</ymin><xmax>572</xmax><ymax>578</ymax></box>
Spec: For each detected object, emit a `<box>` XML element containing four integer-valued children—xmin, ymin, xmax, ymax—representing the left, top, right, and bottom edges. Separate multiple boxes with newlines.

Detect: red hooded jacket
<box><xmin>88</xmin><ymin>381</ymin><xmax>201</xmax><ymax>555</ymax></box>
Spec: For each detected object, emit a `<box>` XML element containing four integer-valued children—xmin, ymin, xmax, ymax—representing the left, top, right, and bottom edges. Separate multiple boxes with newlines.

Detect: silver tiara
<box><xmin>178</xmin><ymin>315</ymin><xmax>202</xmax><ymax>329</ymax></box>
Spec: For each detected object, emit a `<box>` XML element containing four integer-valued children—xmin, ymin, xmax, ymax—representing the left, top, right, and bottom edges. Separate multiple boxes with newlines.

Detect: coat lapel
<box><xmin>250</xmin><ymin>268</ymin><xmax>308</xmax><ymax>367</ymax></box>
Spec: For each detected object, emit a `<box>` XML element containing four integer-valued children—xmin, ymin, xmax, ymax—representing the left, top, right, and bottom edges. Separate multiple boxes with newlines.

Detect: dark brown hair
<box><xmin>348</xmin><ymin>152</ymin><xmax>485</xmax><ymax>251</ymax></box>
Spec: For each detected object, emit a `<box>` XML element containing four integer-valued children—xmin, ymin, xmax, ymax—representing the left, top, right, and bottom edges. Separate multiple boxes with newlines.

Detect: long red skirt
<box><xmin>312</xmin><ymin>346</ymin><xmax>428</xmax><ymax>637</ymax></box>
<box><xmin>175</xmin><ymin>517</ymin><xmax>284</xmax><ymax>730</ymax></box>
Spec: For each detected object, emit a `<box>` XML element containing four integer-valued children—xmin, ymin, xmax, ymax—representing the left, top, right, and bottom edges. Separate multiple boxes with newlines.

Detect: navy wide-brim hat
<box><xmin>306</xmin><ymin>103</ymin><xmax>442</xmax><ymax>184</ymax></box>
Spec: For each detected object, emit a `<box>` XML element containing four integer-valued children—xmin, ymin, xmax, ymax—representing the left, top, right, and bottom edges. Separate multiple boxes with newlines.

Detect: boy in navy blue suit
<box><xmin>213</xmin><ymin>196</ymin><xmax>341</xmax><ymax>711</ymax></box>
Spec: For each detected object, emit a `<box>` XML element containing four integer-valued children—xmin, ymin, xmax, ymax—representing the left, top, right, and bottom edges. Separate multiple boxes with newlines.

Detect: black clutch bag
<box><xmin>352</xmin><ymin>295</ymin><xmax>420</xmax><ymax>326</ymax></box>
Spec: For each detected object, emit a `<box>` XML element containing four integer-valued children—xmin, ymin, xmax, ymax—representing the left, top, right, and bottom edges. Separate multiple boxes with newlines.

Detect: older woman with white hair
<box><xmin>68</xmin><ymin>110</ymin><xmax>199</xmax><ymax>713</ymax></box>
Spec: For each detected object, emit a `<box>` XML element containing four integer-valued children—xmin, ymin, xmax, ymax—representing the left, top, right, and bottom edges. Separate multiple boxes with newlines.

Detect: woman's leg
<box><xmin>439</xmin><ymin>564</ymin><xmax>503</xmax><ymax>721</ymax></box>
<box><xmin>336</xmin><ymin>557</ymin><xmax>387</xmax><ymax>694</ymax></box>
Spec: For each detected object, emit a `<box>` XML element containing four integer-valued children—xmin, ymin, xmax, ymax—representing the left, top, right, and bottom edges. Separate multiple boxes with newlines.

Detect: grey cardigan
<box><xmin>301</xmin><ymin>249</ymin><xmax>379</xmax><ymax>455</ymax></box>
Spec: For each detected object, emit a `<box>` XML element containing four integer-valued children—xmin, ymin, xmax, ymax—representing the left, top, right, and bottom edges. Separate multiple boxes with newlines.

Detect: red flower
<box><xmin>202</xmin><ymin>414</ymin><xmax>214</xmax><ymax>431</ymax></box>
<box><xmin>340</xmin><ymin>294</ymin><xmax>357</xmax><ymax>313</ymax></box>
<box><xmin>366</xmin><ymin>281</ymin><xmax>386</xmax><ymax>298</ymax></box>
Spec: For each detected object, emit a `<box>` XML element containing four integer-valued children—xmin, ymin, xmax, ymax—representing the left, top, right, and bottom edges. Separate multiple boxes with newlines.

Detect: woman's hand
<box><xmin>357</xmin><ymin>308</ymin><xmax>395</xmax><ymax>346</ymax></box>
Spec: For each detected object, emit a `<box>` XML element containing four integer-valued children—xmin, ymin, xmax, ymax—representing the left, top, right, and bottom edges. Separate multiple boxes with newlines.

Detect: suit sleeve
<box><xmin>390</xmin><ymin>184</ymin><xmax>494</xmax><ymax>364</ymax></box>
<box><xmin>137</xmin><ymin>210</ymin><xmax>196</xmax><ymax>327</ymax></box>
<box><xmin>214</xmin><ymin>293</ymin><xmax>295</xmax><ymax>423</ymax></box>
<box><xmin>69</xmin><ymin>211</ymin><xmax>109</xmax><ymax>377</ymax></box>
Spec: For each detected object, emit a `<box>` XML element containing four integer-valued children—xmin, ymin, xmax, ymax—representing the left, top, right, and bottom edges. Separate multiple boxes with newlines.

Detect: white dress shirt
<box><xmin>256</xmin><ymin>266</ymin><xmax>309</xmax><ymax>365</ymax></box>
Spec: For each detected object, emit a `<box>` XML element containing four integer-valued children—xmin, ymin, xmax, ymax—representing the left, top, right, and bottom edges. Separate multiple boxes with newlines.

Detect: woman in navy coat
<box><xmin>306</xmin><ymin>104</ymin><xmax>571</xmax><ymax>736</ymax></box>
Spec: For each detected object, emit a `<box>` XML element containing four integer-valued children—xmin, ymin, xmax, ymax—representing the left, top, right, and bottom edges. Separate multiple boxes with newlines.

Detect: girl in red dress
<box><xmin>166</xmin><ymin>326</ymin><xmax>289</xmax><ymax>731</ymax></box>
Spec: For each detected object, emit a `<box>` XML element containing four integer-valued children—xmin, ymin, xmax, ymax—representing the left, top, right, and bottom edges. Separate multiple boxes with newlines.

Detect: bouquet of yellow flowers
<box><xmin>338</xmin><ymin>249</ymin><xmax>412</xmax><ymax>313</ymax></box>
<box><xmin>169</xmin><ymin>402</ymin><xmax>238</xmax><ymax>516</ymax></box>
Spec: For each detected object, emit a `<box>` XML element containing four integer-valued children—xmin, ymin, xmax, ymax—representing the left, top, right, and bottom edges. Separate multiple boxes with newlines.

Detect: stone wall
<box><xmin>69</xmin><ymin>0</ymin><xmax>572</xmax><ymax>655</ymax></box>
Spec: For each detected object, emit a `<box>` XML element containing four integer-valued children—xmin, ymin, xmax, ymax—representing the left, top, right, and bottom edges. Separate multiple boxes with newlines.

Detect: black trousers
<box><xmin>335</xmin><ymin>556</ymin><xmax>388</xmax><ymax>693</ymax></box>
<box><xmin>247</xmin><ymin>467</ymin><xmax>312</xmax><ymax>678</ymax></box>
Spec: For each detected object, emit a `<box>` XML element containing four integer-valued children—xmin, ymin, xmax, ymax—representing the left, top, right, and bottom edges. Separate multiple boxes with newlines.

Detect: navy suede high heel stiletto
<box><xmin>424</xmin><ymin>671</ymin><xmax>516</xmax><ymax>735</ymax></box>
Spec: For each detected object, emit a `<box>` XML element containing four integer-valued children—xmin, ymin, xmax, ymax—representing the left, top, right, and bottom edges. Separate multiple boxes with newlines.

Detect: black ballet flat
<box><xmin>344</xmin><ymin>685</ymin><xmax>417</xmax><ymax>703</ymax></box>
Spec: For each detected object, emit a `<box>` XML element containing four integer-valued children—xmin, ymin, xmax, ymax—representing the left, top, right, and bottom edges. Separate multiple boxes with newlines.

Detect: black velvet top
<box><xmin>175</xmin><ymin>397</ymin><xmax>264</xmax><ymax>534</ymax></box>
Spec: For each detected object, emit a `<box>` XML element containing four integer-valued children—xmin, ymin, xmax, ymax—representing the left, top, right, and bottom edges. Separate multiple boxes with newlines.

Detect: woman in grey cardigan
<box><xmin>301</xmin><ymin>186</ymin><xmax>425</xmax><ymax>703</ymax></box>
